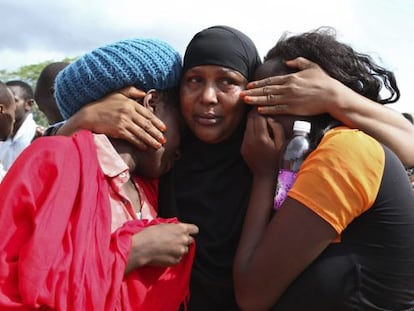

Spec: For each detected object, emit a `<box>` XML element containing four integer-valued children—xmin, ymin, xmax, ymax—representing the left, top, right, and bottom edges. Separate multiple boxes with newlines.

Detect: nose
<box><xmin>200</xmin><ymin>82</ymin><xmax>218</xmax><ymax>106</ymax></box>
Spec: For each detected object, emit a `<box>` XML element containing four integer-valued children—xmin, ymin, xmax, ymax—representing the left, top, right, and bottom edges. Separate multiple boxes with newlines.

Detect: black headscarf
<box><xmin>183</xmin><ymin>25</ymin><xmax>261</xmax><ymax>80</ymax></box>
<box><xmin>159</xmin><ymin>25</ymin><xmax>261</xmax><ymax>311</ymax></box>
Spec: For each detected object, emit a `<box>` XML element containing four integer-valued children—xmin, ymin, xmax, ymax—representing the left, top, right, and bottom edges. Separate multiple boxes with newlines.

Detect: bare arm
<box><xmin>234</xmin><ymin>112</ymin><xmax>336</xmax><ymax>311</ymax></box>
<box><xmin>57</xmin><ymin>86</ymin><xmax>167</xmax><ymax>151</ymax></box>
<box><xmin>241</xmin><ymin>57</ymin><xmax>414</xmax><ymax>167</ymax></box>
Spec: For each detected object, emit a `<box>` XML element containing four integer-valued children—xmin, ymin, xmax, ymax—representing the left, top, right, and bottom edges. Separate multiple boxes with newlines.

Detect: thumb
<box><xmin>182</xmin><ymin>223</ymin><xmax>199</xmax><ymax>235</ymax></box>
<box><xmin>119</xmin><ymin>86</ymin><xmax>146</xmax><ymax>99</ymax></box>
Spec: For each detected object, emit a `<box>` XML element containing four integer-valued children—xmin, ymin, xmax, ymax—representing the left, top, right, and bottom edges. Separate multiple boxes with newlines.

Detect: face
<box><xmin>133</xmin><ymin>91</ymin><xmax>182</xmax><ymax>178</ymax></box>
<box><xmin>0</xmin><ymin>88</ymin><xmax>16</xmax><ymax>140</ymax></box>
<box><xmin>35</xmin><ymin>85</ymin><xmax>63</xmax><ymax>124</ymax></box>
<box><xmin>180</xmin><ymin>65</ymin><xmax>248</xmax><ymax>143</ymax></box>
<box><xmin>7</xmin><ymin>85</ymin><xmax>31</xmax><ymax>124</ymax></box>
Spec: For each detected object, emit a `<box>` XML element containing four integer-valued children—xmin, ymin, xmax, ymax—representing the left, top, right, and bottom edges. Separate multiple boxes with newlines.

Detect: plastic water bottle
<box><xmin>274</xmin><ymin>120</ymin><xmax>311</xmax><ymax>210</ymax></box>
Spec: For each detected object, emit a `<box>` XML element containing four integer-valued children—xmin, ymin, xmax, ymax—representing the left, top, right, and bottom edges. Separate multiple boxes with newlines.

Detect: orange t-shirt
<box><xmin>289</xmin><ymin>126</ymin><xmax>384</xmax><ymax>234</ymax></box>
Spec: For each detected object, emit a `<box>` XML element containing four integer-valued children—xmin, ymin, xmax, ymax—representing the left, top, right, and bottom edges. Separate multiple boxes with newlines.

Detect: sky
<box><xmin>1</xmin><ymin>0</ymin><xmax>413</xmax><ymax>113</ymax></box>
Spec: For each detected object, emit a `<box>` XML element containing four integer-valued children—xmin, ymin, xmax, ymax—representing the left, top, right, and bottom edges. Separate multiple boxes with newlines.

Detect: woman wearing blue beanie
<box><xmin>45</xmin><ymin>25</ymin><xmax>414</xmax><ymax>311</ymax></box>
<box><xmin>0</xmin><ymin>38</ymin><xmax>198</xmax><ymax>311</ymax></box>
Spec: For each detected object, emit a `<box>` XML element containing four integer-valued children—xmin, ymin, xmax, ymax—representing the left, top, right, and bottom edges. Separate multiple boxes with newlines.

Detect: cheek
<box><xmin>159</xmin><ymin>111</ymin><xmax>181</xmax><ymax>148</ymax></box>
<box><xmin>164</xmin><ymin>122</ymin><xmax>180</xmax><ymax>150</ymax></box>
<box><xmin>222</xmin><ymin>97</ymin><xmax>246</xmax><ymax>123</ymax></box>
<box><xmin>179</xmin><ymin>91</ymin><xmax>193</xmax><ymax>121</ymax></box>
<box><xmin>0</xmin><ymin>114</ymin><xmax>14</xmax><ymax>138</ymax></box>
<box><xmin>14</xmin><ymin>103</ymin><xmax>25</xmax><ymax>116</ymax></box>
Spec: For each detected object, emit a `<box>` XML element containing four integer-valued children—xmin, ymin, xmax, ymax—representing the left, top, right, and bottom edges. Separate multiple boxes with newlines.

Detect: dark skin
<box><xmin>57</xmin><ymin>87</ymin><xmax>166</xmax><ymax>150</ymax></box>
<box><xmin>233</xmin><ymin>60</ymin><xmax>337</xmax><ymax>311</ymax></box>
<box><xmin>57</xmin><ymin>58</ymin><xmax>414</xmax><ymax>168</ymax></box>
<box><xmin>240</xmin><ymin>57</ymin><xmax>414</xmax><ymax>167</ymax></box>
<box><xmin>107</xmin><ymin>91</ymin><xmax>199</xmax><ymax>274</ymax></box>
<box><xmin>234</xmin><ymin>111</ymin><xmax>336</xmax><ymax>311</ymax></box>
<box><xmin>34</xmin><ymin>62</ymin><xmax>68</xmax><ymax>125</ymax></box>
<box><xmin>7</xmin><ymin>85</ymin><xmax>34</xmax><ymax>137</ymax></box>
<box><xmin>180</xmin><ymin>65</ymin><xmax>248</xmax><ymax>143</ymax></box>
<box><xmin>0</xmin><ymin>86</ymin><xmax>15</xmax><ymax>140</ymax></box>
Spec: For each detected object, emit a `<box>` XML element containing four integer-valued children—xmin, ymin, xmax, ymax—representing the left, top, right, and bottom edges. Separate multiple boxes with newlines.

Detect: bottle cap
<box><xmin>293</xmin><ymin>120</ymin><xmax>311</xmax><ymax>133</ymax></box>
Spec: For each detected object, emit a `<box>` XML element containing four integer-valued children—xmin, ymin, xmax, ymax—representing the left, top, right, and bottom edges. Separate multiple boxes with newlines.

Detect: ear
<box><xmin>142</xmin><ymin>89</ymin><xmax>160</xmax><ymax>113</ymax></box>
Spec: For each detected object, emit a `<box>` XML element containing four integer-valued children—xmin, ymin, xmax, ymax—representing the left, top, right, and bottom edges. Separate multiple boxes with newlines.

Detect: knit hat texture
<box><xmin>55</xmin><ymin>38</ymin><xmax>182</xmax><ymax>119</ymax></box>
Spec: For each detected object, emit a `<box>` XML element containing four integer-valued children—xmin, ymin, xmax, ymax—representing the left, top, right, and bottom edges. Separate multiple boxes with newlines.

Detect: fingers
<box><xmin>245</xmin><ymin>76</ymin><xmax>282</xmax><ymax>91</ymax></box>
<box><xmin>252</xmin><ymin>111</ymin><xmax>268</xmax><ymax>137</ymax></box>
<box><xmin>126</xmin><ymin>120</ymin><xmax>164</xmax><ymax>150</ymax></box>
<box><xmin>175</xmin><ymin>224</ymin><xmax>198</xmax><ymax>260</ymax></box>
<box><xmin>134</xmin><ymin>101</ymin><xmax>167</xmax><ymax>132</ymax></box>
<box><xmin>119</xmin><ymin>101</ymin><xmax>167</xmax><ymax>150</ymax></box>
<box><xmin>241</xmin><ymin>77</ymin><xmax>290</xmax><ymax>110</ymax></box>
<box><xmin>266</xmin><ymin>118</ymin><xmax>285</xmax><ymax>149</ymax></box>
<box><xmin>121</xmin><ymin>129</ymin><xmax>151</xmax><ymax>151</ymax></box>
<box><xmin>257</xmin><ymin>104</ymin><xmax>290</xmax><ymax>115</ymax></box>
<box><xmin>118</xmin><ymin>86</ymin><xmax>146</xmax><ymax>99</ymax></box>
<box><xmin>119</xmin><ymin>87</ymin><xmax>168</xmax><ymax>136</ymax></box>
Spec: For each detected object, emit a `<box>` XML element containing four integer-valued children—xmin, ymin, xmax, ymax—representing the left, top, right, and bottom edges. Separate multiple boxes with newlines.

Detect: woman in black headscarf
<box><xmin>158</xmin><ymin>25</ymin><xmax>261</xmax><ymax>311</ymax></box>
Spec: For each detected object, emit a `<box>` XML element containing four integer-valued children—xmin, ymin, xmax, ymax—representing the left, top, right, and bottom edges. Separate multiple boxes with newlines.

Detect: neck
<box><xmin>12</xmin><ymin>113</ymin><xmax>29</xmax><ymax>137</ymax></box>
<box><xmin>110</xmin><ymin>138</ymin><xmax>136</xmax><ymax>173</ymax></box>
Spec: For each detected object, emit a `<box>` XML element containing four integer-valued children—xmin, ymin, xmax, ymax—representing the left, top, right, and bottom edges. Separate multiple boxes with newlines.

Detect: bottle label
<box><xmin>274</xmin><ymin>169</ymin><xmax>297</xmax><ymax>210</ymax></box>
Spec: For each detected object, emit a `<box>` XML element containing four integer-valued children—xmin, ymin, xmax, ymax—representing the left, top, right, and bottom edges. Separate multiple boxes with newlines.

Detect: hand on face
<box><xmin>130</xmin><ymin>90</ymin><xmax>182</xmax><ymax>178</ymax></box>
<box><xmin>241</xmin><ymin>57</ymin><xmax>345</xmax><ymax>116</ymax></box>
<box><xmin>241</xmin><ymin>109</ymin><xmax>285</xmax><ymax>177</ymax></box>
<box><xmin>132</xmin><ymin>222</ymin><xmax>199</xmax><ymax>267</ymax></box>
<box><xmin>79</xmin><ymin>86</ymin><xmax>167</xmax><ymax>150</ymax></box>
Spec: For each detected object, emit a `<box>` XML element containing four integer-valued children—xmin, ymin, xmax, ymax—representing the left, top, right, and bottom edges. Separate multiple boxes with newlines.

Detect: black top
<box><xmin>159</xmin><ymin>124</ymin><xmax>251</xmax><ymax>311</ymax></box>
<box><xmin>272</xmin><ymin>145</ymin><xmax>414</xmax><ymax>311</ymax></box>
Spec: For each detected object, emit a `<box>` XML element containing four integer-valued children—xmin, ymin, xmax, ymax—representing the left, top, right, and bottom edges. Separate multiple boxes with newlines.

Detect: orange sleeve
<box><xmin>289</xmin><ymin>127</ymin><xmax>384</xmax><ymax>234</ymax></box>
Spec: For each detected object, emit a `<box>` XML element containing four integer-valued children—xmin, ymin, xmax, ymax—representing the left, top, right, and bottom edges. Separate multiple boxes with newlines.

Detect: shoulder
<box><xmin>315</xmin><ymin>126</ymin><xmax>384</xmax><ymax>166</ymax></box>
<box><xmin>23</xmin><ymin>130</ymin><xmax>95</xmax><ymax>164</ymax></box>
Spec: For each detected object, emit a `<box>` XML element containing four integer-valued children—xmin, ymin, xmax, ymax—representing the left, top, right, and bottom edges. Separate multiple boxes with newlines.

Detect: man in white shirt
<box><xmin>0</xmin><ymin>80</ymin><xmax>38</xmax><ymax>171</ymax></box>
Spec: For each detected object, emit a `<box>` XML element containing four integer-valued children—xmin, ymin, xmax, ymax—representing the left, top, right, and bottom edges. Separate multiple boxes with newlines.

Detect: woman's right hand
<box><xmin>58</xmin><ymin>86</ymin><xmax>167</xmax><ymax>150</ymax></box>
<box><xmin>127</xmin><ymin>222</ymin><xmax>199</xmax><ymax>272</ymax></box>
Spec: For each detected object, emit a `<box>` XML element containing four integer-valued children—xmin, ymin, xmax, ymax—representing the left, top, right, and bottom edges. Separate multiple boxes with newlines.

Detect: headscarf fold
<box><xmin>183</xmin><ymin>25</ymin><xmax>261</xmax><ymax>80</ymax></box>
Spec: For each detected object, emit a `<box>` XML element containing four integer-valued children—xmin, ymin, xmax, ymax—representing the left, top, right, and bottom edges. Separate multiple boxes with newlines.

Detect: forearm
<box><xmin>234</xmin><ymin>174</ymin><xmax>276</xmax><ymax>311</ymax></box>
<box><xmin>56</xmin><ymin>109</ymin><xmax>93</xmax><ymax>136</ymax></box>
<box><xmin>329</xmin><ymin>87</ymin><xmax>414</xmax><ymax>167</ymax></box>
<box><xmin>124</xmin><ymin>234</ymin><xmax>151</xmax><ymax>275</ymax></box>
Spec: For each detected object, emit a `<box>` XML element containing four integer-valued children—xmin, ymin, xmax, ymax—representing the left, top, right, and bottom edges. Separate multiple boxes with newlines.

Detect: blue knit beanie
<box><xmin>54</xmin><ymin>38</ymin><xmax>182</xmax><ymax>119</ymax></box>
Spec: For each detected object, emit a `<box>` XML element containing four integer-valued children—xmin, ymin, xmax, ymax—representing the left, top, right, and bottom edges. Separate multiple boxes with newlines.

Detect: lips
<box><xmin>194</xmin><ymin>112</ymin><xmax>222</xmax><ymax>126</ymax></box>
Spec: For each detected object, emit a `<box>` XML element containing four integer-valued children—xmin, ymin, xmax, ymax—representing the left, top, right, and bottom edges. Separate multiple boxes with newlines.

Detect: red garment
<box><xmin>0</xmin><ymin>130</ymin><xmax>194</xmax><ymax>311</ymax></box>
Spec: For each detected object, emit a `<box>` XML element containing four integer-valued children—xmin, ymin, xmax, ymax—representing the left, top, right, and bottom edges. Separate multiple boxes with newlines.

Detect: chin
<box><xmin>195</xmin><ymin>131</ymin><xmax>225</xmax><ymax>144</ymax></box>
